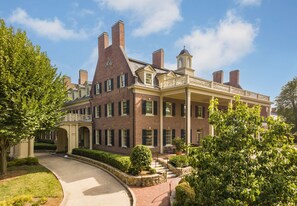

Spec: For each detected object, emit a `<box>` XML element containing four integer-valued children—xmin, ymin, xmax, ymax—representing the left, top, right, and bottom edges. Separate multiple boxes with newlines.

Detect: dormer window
<box><xmin>145</xmin><ymin>73</ymin><xmax>152</xmax><ymax>85</ymax></box>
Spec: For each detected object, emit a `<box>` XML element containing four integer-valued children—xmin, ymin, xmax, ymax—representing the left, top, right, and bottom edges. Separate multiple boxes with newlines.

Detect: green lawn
<box><xmin>0</xmin><ymin>164</ymin><xmax>63</xmax><ymax>205</ymax></box>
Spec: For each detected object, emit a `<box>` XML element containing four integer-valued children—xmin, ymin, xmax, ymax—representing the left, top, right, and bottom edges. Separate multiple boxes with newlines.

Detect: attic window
<box><xmin>145</xmin><ymin>73</ymin><xmax>152</xmax><ymax>85</ymax></box>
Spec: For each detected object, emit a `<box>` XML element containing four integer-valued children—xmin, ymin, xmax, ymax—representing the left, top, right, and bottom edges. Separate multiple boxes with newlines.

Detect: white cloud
<box><xmin>81</xmin><ymin>47</ymin><xmax>98</xmax><ymax>80</ymax></box>
<box><xmin>235</xmin><ymin>0</ymin><xmax>262</xmax><ymax>6</ymax></box>
<box><xmin>95</xmin><ymin>0</ymin><xmax>182</xmax><ymax>36</ymax></box>
<box><xmin>9</xmin><ymin>8</ymin><xmax>88</xmax><ymax>41</ymax></box>
<box><xmin>176</xmin><ymin>10</ymin><xmax>258</xmax><ymax>73</ymax></box>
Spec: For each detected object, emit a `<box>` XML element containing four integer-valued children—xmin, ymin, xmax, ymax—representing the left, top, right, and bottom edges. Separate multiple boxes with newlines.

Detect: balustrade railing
<box><xmin>62</xmin><ymin>114</ymin><xmax>92</xmax><ymax>122</ymax></box>
<box><xmin>159</xmin><ymin>75</ymin><xmax>270</xmax><ymax>101</ymax></box>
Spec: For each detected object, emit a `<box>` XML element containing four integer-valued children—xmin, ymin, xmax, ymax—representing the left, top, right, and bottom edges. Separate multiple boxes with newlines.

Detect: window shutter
<box><xmin>118</xmin><ymin>102</ymin><xmax>121</xmax><ymax>116</ymax></box>
<box><xmin>153</xmin><ymin>101</ymin><xmax>157</xmax><ymax>115</ymax></box>
<box><xmin>104</xmin><ymin>81</ymin><xmax>107</xmax><ymax>92</ymax></box>
<box><xmin>93</xmin><ymin>85</ymin><xmax>96</xmax><ymax>95</ymax></box>
<box><xmin>163</xmin><ymin>129</ymin><xmax>166</xmax><ymax>146</ymax></box>
<box><xmin>191</xmin><ymin>105</ymin><xmax>193</xmax><ymax>117</ymax></box>
<box><xmin>93</xmin><ymin>130</ymin><xmax>96</xmax><ymax>145</ymax></box>
<box><xmin>99</xmin><ymin>130</ymin><xmax>102</xmax><ymax>144</ymax></box>
<box><xmin>195</xmin><ymin>106</ymin><xmax>198</xmax><ymax>118</ymax></box>
<box><xmin>111</xmin><ymin>103</ymin><xmax>114</xmax><ymax>116</ymax></box>
<box><xmin>105</xmin><ymin>130</ymin><xmax>108</xmax><ymax>145</ymax></box>
<box><xmin>111</xmin><ymin>79</ymin><xmax>114</xmax><ymax>90</ymax></box>
<box><xmin>172</xmin><ymin>129</ymin><xmax>175</xmax><ymax>139</ymax></box>
<box><xmin>172</xmin><ymin>103</ymin><xmax>176</xmax><ymax>116</ymax></box>
<box><xmin>125</xmin><ymin>73</ymin><xmax>128</xmax><ymax>87</ymax></box>
<box><xmin>99</xmin><ymin>105</ymin><xmax>101</xmax><ymax>117</ymax></box>
<box><xmin>142</xmin><ymin>129</ymin><xmax>146</xmax><ymax>145</ymax></box>
<box><xmin>105</xmin><ymin>104</ymin><xmax>107</xmax><ymax>117</ymax></box>
<box><xmin>127</xmin><ymin>100</ymin><xmax>130</xmax><ymax>115</ymax></box>
<box><xmin>142</xmin><ymin>100</ymin><xmax>146</xmax><ymax>115</ymax></box>
<box><xmin>127</xmin><ymin>130</ymin><xmax>130</xmax><ymax>148</ymax></box>
<box><xmin>119</xmin><ymin>129</ymin><xmax>122</xmax><ymax>147</ymax></box>
<box><xmin>99</xmin><ymin>83</ymin><xmax>102</xmax><ymax>94</ymax></box>
<box><xmin>181</xmin><ymin>104</ymin><xmax>185</xmax><ymax>116</ymax></box>
<box><xmin>93</xmin><ymin>106</ymin><xmax>95</xmax><ymax>118</ymax></box>
<box><xmin>111</xmin><ymin>130</ymin><xmax>114</xmax><ymax>146</ymax></box>
<box><xmin>202</xmin><ymin>106</ymin><xmax>206</xmax><ymax>118</ymax></box>
<box><xmin>181</xmin><ymin>129</ymin><xmax>185</xmax><ymax>141</ymax></box>
<box><xmin>117</xmin><ymin>76</ymin><xmax>120</xmax><ymax>88</ymax></box>
<box><xmin>154</xmin><ymin>129</ymin><xmax>158</xmax><ymax>147</ymax></box>
<box><xmin>163</xmin><ymin>102</ymin><xmax>166</xmax><ymax>116</ymax></box>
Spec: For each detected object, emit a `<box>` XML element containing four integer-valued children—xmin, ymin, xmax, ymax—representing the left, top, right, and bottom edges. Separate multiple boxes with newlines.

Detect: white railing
<box><xmin>62</xmin><ymin>114</ymin><xmax>92</xmax><ymax>122</ymax></box>
<box><xmin>159</xmin><ymin>75</ymin><xmax>270</xmax><ymax>102</ymax></box>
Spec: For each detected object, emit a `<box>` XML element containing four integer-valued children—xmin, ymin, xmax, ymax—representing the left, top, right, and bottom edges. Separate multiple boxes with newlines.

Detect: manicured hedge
<box><xmin>174</xmin><ymin>182</ymin><xmax>195</xmax><ymax>206</ymax></box>
<box><xmin>8</xmin><ymin>157</ymin><xmax>39</xmax><ymax>167</ymax></box>
<box><xmin>169</xmin><ymin>155</ymin><xmax>189</xmax><ymax>168</ymax></box>
<box><xmin>36</xmin><ymin>139</ymin><xmax>55</xmax><ymax>144</ymax></box>
<box><xmin>72</xmin><ymin>148</ymin><xmax>131</xmax><ymax>172</ymax></box>
<box><xmin>34</xmin><ymin>142</ymin><xmax>57</xmax><ymax>150</ymax></box>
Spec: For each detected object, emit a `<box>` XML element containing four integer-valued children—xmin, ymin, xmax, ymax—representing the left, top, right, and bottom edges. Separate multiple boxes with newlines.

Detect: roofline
<box><xmin>128</xmin><ymin>57</ymin><xmax>171</xmax><ymax>72</ymax></box>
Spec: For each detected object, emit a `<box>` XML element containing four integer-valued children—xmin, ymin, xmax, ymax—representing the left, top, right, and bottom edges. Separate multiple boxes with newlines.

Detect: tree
<box><xmin>276</xmin><ymin>77</ymin><xmax>297</xmax><ymax>133</ymax></box>
<box><xmin>186</xmin><ymin>96</ymin><xmax>297</xmax><ymax>205</ymax></box>
<box><xmin>0</xmin><ymin>19</ymin><xmax>67</xmax><ymax>175</ymax></box>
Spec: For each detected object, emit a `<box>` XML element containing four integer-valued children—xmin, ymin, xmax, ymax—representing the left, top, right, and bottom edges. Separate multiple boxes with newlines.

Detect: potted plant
<box><xmin>173</xmin><ymin>137</ymin><xmax>186</xmax><ymax>155</ymax></box>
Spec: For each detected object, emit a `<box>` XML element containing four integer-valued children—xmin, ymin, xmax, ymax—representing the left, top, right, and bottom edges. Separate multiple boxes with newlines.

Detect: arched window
<box><xmin>178</xmin><ymin>59</ymin><xmax>183</xmax><ymax>68</ymax></box>
<box><xmin>187</xmin><ymin>58</ymin><xmax>191</xmax><ymax>68</ymax></box>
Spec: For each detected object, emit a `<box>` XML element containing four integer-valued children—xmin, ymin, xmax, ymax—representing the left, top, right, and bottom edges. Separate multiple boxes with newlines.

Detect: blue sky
<box><xmin>1</xmin><ymin>0</ymin><xmax>296</xmax><ymax>103</ymax></box>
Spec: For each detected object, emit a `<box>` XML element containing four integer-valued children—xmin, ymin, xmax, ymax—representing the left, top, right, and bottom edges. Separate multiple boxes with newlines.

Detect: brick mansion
<box><xmin>11</xmin><ymin>20</ymin><xmax>271</xmax><ymax>157</ymax></box>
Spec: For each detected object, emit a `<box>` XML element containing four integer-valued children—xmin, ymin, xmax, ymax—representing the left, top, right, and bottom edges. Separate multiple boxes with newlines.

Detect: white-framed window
<box><xmin>120</xmin><ymin>74</ymin><xmax>126</xmax><ymax>88</ymax></box>
<box><xmin>165</xmin><ymin>130</ymin><xmax>172</xmax><ymax>145</ymax></box>
<box><xmin>107</xmin><ymin>79</ymin><xmax>112</xmax><ymax>92</ymax></box>
<box><xmin>122</xmin><ymin>101</ymin><xmax>128</xmax><ymax>116</ymax></box>
<box><xmin>95</xmin><ymin>129</ymin><xmax>100</xmax><ymax>144</ymax></box>
<box><xmin>107</xmin><ymin>103</ymin><xmax>112</xmax><ymax>117</ymax></box>
<box><xmin>165</xmin><ymin>102</ymin><xmax>172</xmax><ymax>116</ymax></box>
<box><xmin>197</xmin><ymin>129</ymin><xmax>203</xmax><ymax>145</ymax></box>
<box><xmin>197</xmin><ymin>106</ymin><xmax>203</xmax><ymax>118</ymax></box>
<box><xmin>121</xmin><ymin>129</ymin><xmax>128</xmax><ymax>147</ymax></box>
<box><xmin>95</xmin><ymin>83</ymin><xmax>101</xmax><ymax>94</ymax></box>
<box><xmin>107</xmin><ymin>130</ymin><xmax>112</xmax><ymax>146</ymax></box>
<box><xmin>146</xmin><ymin>100</ymin><xmax>153</xmax><ymax>115</ymax></box>
<box><xmin>145</xmin><ymin>73</ymin><xmax>152</xmax><ymax>85</ymax></box>
<box><xmin>144</xmin><ymin>129</ymin><xmax>153</xmax><ymax>146</ymax></box>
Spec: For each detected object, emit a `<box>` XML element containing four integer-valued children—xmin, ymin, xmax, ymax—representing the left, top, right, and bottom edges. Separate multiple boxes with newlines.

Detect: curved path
<box><xmin>37</xmin><ymin>153</ymin><xmax>131</xmax><ymax>206</ymax></box>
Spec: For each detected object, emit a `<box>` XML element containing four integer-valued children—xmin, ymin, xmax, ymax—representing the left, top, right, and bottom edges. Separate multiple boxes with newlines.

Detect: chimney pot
<box><xmin>229</xmin><ymin>70</ymin><xmax>240</xmax><ymax>87</ymax></box>
<box><xmin>213</xmin><ymin>70</ymin><xmax>224</xmax><ymax>83</ymax></box>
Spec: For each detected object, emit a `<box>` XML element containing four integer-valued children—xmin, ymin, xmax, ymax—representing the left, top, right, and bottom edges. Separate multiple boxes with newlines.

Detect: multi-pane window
<box><xmin>95</xmin><ymin>129</ymin><xmax>101</xmax><ymax>144</ymax></box>
<box><xmin>121</xmin><ymin>129</ymin><xmax>128</xmax><ymax>147</ymax></box>
<box><xmin>95</xmin><ymin>83</ymin><xmax>101</xmax><ymax>94</ymax></box>
<box><xmin>107</xmin><ymin>130</ymin><xmax>112</xmax><ymax>146</ymax></box>
<box><xmin>145</xmin><ymin>73</ymin><xmax>152</xmax><ymax>85</ymax></box>
<box><xmin>165</xmin><ymin>130</ymin><xmax>172</xmax><ymax>145</ymax></box>
<box><xmin>165</xmin><ymin>102</ymin><xmax>172</xmax><ymax>116</ymax></box>
<box><xmin>120</xmin><ymin>74</ymin><xmax>126</xmax><ymax>88</ymax></box>
<box><xmin>196</xmin><ymin>106</ymin><xmax>204</xmax><ymax>118</ymax></box>
<box><xmin>107</xmin><ymin>103</ymin><xmax>112</xmax><ymax>117</ymax></box>
<box><xmin>122</xmin><ymin>101</ymin><xmax>128</xmax><ymax>115</ymax></box>
<box><xmin>107</xmin><ymin>79</ymin><xmax>112</xmax><ymax>92</ymax></box>
<box><xmin>95</xmin><ymin>106</ymin><xmax>101</xmax><ymax>118</ymax></box>
<box><xmin>144</xmin><ymin>130</ymin><xmax>153</xmax><ymax>146</ymax></box>
<box><xmin>146</xmin><ymin>101</ymin><xmax>153</xmax><ymax>115</ymax></box>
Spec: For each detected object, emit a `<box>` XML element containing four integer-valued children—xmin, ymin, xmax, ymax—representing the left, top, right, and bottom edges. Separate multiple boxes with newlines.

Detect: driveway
<box><xmin>37</xmin><ymin>153</ymin><xmax>131</xmax><ymax>206</ymax></box>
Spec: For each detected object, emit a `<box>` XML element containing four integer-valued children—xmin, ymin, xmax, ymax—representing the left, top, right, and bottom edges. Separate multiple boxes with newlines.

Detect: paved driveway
<box><xmin>37</xmin><ymin>153</ymin><xmax>131</xmax><ymax>206</ymax></box>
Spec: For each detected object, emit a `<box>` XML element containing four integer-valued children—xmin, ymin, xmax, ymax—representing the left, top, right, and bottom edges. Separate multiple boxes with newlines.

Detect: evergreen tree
<box><xmin>0</xmin><ymin>19</ymin><xmax>67</xmax><ymax>174</ymax></box>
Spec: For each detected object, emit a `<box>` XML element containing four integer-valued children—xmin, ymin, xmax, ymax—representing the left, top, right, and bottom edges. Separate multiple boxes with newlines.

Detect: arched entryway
<box><xmin>78</xmin><ymin>127</ymin><xmax>90</xmax><ymax>148</ymax></box>
<box><xmin>56</xmin><ymin>128</ymin><xmax>68</xmax><ymax>153</ymax></box>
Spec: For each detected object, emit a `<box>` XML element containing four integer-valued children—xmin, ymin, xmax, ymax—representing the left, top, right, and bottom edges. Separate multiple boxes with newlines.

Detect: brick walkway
<box><xmin>130</xmin><ymin>177</ymin><xmax>180</xmax><ymax>206</ymax></box>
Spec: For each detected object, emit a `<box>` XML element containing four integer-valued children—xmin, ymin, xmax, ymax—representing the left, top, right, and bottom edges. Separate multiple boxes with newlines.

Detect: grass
<box><xmin>0</xmin><ymin>164</ymin><xmax>63</xmax><ymax>205</ymax></box>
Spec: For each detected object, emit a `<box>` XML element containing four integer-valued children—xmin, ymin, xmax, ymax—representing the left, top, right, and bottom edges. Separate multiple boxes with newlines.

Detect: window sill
<box><xmin>107</xmin><ymin>144</ymin><xmax>112</xmax><ymax>147</ymax></box>
<box><xmin>121</xmin><ymin>114</ymin><xmax>128</xmax><ymax>117</ymax></box>
<box><xmin>145</xmin><ymin>114</ymin><xmax>154</xmax><ymax>116</ymax></box>
<box><xmin>147</xmin><ymin>146</ymin><xmax>155</xmax><ymax>148</ymax></box>
<box><xmin>165</xmin><ymin>115</ymin><xmax>173</xmax><ymax>117</ymax></box>
<box><xmin>121</xmin><ymin>146</ymin><xmax>127</xmax><ymax>149</ymax></box>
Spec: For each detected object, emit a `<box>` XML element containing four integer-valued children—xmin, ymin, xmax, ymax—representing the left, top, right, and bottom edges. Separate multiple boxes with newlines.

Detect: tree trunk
<box><xmin>0</xmin><ymin>139</ymin><xmax>8</xmax><ymax>175</ymax></box>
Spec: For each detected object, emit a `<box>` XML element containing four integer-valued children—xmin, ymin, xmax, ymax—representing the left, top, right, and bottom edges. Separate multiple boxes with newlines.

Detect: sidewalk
<box><xmin>130</xmin><ymin>177</ymin><xmax>180</xmax><ymax>206</ymax></box>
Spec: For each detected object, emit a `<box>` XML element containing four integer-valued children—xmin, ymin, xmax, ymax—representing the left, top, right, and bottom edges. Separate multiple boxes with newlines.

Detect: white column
<box><xmin>160</xmin><ymin>95</ymin><xmax>163</xmax><ymax>154</ymax></box>
<box><xmin>186</xmin><ymin>88</ymin><xmax>191</xmax><ymax>146</ymax></box>
<box><xmin>28</xmin><ymin>137</ymin><xmax>34</xmax><ymax>157</ymax></box>
<box><xmin>89</xmin><ymin>127</ymin><xmax>93</xmax><ymax>150</ymax></box>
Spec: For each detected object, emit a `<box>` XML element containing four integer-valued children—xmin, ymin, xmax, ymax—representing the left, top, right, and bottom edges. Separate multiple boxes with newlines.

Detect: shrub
<box><xmin>36</xmin><ymin>139</ymin><xmax>55</xmax><ymax>144</ymax></box>
<box><xmin>173</xmin><ymin>137</ymin><xmax>186</xmax><ymax>153</ymax></box>
<box><xmin>169</xmin><ymin>155</ymin><xmax>189</xmax><ymax>167</ymax></box>
<box><xmin>8</xmin><ymin>157</ymin><xmax>39</xmax><ymax>167</ymax></box>
<box><xmin>174</xmin><ymin>182</ymin><xmax>195</xmax><ymax>206</ymax></box>
<box><xmin>0</xmin><ymin>195</ymin><xmax>33</xmax><ymax>206</ymax></box>
<box><xmin>130</xmin><ymin>145</ymin><xmax>152</xmax><ymax>175</ymax></box>
<box><xmin>72</xmin><ymin>148</ymin><xmax>131</xmax><ymax>172</ymax></box>
<box><xmin>34</xmin><ymin>142</ymin><xmax>57</xmax><ymax>150</ymax></box>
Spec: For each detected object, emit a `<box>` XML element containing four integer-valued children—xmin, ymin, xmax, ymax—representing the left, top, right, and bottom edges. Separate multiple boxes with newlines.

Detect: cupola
<box><xmin>176</xmin><ymin>46</ymin><xmax>195</xmax><ymax>76</ymax></box>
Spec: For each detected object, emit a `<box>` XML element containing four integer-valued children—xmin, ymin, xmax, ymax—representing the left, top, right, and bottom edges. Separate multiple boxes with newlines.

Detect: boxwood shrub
<box><xmin>8</xmin><ymin>157</ymin><xmax>39</xmax><ymax>167</ymax></box>
<box><xmin>36</xmin><ymin>139</ymin><xmax>55</xmax><ymax>144</ymax></box>
<box><xmin>34</xmin><ymin>142</ymin><xmax>57</xmax><ymax>150</ymax></box>
<box><xmin>72</xmin><ymin>148</ymin><xmax>131</xmax><ymax>172</ymax></box>
<box><xmin>174</xmin><ymin>182</ymin><xmax>195</xmax><ymax>206</ymax></box>
<box><xmin>169</xmin><ymin>155</ymin><xmax>189</xmax><ymax>168</ymax></box>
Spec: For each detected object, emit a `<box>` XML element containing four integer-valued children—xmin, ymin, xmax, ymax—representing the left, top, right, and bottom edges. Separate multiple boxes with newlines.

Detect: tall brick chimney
<box><xmin>98</xmin><ymin>32</ymin><xmax>109</xmax><ymax>58</ymax></box>
<box><xmin>112</xmin><ymin>20</ymin><xmax>125</xmax><ymax>49</ymax></box>
<box><xmin>79</xmin><ymin>69</ymin><xmax>88</xmax><ymax>84</ymax></box>
<box><xmin>229</xmin><ymin>70</ymin><xmax>240</xmax><ymax>87</ymax></box>
<box><xmin>213</xmin><ymin>70</ymin><xmax>224</xmax><ymax>83</ymax></box>
<box><xmin>152</xmin><ymin>49</ymin><xmax>164</xmax><ymax>68</ymax></box>
<box><xmin>63</xmin><ymin>76</ymin><xmax>73</xmax><ymax>89</ymax></box>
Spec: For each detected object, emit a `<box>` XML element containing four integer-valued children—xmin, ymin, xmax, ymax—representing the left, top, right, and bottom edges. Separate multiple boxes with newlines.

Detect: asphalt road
<box><xmin>37</xmin><ymin>153</ymin><xmax>131</xmax><ymax>206</ymax></box>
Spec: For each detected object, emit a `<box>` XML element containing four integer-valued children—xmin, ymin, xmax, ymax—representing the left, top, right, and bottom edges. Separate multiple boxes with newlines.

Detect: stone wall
<box><xmin>69</xmin><ymin>154</ymin><xmax>167</xmax><ymax>187</ymax></box>
<box><xmin>158</xmin><ymin>158</ymin><xmax>192</xmax><ymax>176</ymax></box>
